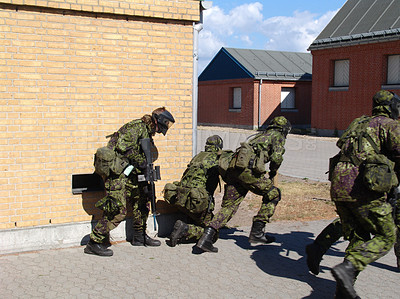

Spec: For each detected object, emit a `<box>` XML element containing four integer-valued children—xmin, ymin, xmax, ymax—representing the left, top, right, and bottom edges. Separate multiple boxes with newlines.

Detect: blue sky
<box><xmin>198</xmin><ymin>0</ymin><xmax>347</xmax><ymax>73</ymax></box>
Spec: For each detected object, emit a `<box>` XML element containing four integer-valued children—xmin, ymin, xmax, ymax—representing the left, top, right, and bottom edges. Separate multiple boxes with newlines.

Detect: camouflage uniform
<box><xmin>90</xmin><ymin>117</ymin><xmax>154</xmax><ymax>243</ymax></box>
<box><xmin>166</xmin><ymin>136</ymin><xmax>223</xmax><ymax>246</ymax></box>
<box><xmin>207</xmin><ymin>123</ymin><xmax>286</xmax><ymax>230</ymax></box>
<box><xmin>330</xmin><ymin>90</ymin><xmax>400</xmax><ymax>298</ymax></box>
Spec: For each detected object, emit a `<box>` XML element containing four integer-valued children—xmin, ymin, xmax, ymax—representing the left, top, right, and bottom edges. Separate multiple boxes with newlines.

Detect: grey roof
<box><xmin>224</xmin><ymin>48</ymin><xmax>312</xmax><ymax>81</ymax></box>
<box><xmin>309</xmin><ymin>0</ymin><xmax>400</xmax><ymax>50</ymax></box>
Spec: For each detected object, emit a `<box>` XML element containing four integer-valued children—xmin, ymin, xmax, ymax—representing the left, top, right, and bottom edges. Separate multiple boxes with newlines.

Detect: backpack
<box><xmin>94</xmin><ymin>146</ymin><xmax>129</xmax><ymax>180</ymax></box>
<box><xmin>164</xmin><ymin>151</ymin><xmax>215</xmax><ymax>214</ymax></box>
<box><xmin>330</xmin><ymin>115</ymin><xmax>398</xmax><ymax>192</ymax></box>
<box><xmin>232</xmin><ymin>132</ymin><xmax>267</xmax><ymax>174</ymax></box>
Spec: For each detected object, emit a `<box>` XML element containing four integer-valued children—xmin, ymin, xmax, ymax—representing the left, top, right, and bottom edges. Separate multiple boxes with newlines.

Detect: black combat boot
<box><xmin>196</xmin><ymin>227</ymin><xmax>218</xmax><ymax>253</ymax></box>
<box><xmin>305</xmin><ymin>242</ymin><xmax>325</xmax><ymax>275</ymax></box>
<box><xmin>331</xmin><ymin>259</ymin><xmax>359</xmax><ymax>299</ymax></box>
<box><xmin>248</xmin><ymin>221</ymin><xmax>276</xmax><ymax>244</ymax></box>
<box><xmin>168</xmin><ymin>220</ymin><xmax>189</xmax><ymax>247</ymax></box>
<box><xmin>132</xmin><ymin>230</ymin><xmax>161</xmax><ymax>247</ymax></box>
<box><xmin>84</xmin><ymin>239</ymin><xmax>113</xmax><ymax>256</ymax></box>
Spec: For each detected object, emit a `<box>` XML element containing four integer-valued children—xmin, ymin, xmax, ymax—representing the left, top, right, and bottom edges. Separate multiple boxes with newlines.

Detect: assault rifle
<box><xmin>138</xmin><ymin>138</ymin><xmax>161</xmax><ymax>231</ymax></box>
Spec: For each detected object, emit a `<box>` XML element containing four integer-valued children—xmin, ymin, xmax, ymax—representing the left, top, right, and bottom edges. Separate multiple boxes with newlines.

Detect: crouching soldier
<box><xmin>196</xmin><ymin>116</ymin><xmax>291</xmax><ymax>253</ymax></box>
<box><xmin>84</xmin><ymin>107</ymin><xmax>175</xmax><ymax>256</ymax></box>
<box><xmin>163</xmin><ymin>135</ymin><xmax>225</xmax><ymax>247</ymax></box>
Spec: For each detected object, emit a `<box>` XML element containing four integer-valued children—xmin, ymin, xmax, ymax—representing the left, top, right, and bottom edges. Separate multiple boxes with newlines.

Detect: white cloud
<box><xmin>260</xmin><ymin>10</ymin><xmax>337</xmax><ymax>51</ymax></box>
<box><xmin>198</xmin><ymin>2</ymin><xmax>338</xmax><ymax>74</ymax></box>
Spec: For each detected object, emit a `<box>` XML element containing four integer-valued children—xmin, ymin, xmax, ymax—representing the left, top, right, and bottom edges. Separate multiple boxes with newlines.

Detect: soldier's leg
<box><xmin>393</xmin><ymin>198</ymin><xmax>400</xmax><ymax>270</ymax></box>
<box><xmin>86</xmin><ymin>176</ymin><xmax>128</xmax><ymax>256</ymax></box>
<box><xmin>207</xmin><ymin>184</ymin><xmax>247</xmax><ymax>230</ymax></box>
<box><xmin>130</xmin><ymin>184</ymin><xmax>161</xmax><ymax>247</ymax></box>
<box><xmin>196</xmin><ymin>184</ymin><xmax>247</xmax><ymax>252</ymax></box>
<box><xmin>306</xmin><ymin>218</ymin><xmax>343</xmax><ymax>275</ymax></box>
<box><xmin>345</xmin><ymin>200</ymin><xmax>396</xmax><ymax>271</ymax></box>
<box><xmin>249</xmin><ymin>176</ymin><xmax>279</xmax><ymax>244</ymax></box>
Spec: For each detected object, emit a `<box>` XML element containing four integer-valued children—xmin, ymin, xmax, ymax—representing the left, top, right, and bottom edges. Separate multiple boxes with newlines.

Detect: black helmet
<box><xmin>373</xmin><ymin>90</ymin><xmax>400</xmax><ymax>119</ymax></box>
<box><xmin>268</xmin><ymin>116</ymin><xmax>292</xmax><ymax>137</ymax></box>
<box><xmin>152</xmin><ymin>107</ymin><xmax>175</xmax><ymax>135</ymax></box>
<box><xmin>205</xmin><ymin>135</ymin><xmax>223</xmax><ymax>150</ymax></box>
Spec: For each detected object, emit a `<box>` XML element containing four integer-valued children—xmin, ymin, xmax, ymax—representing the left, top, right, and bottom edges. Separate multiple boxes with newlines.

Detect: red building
<box><xmin>198</xmin><ymin>48</ymin><xmax>312</xmax><ymax>129</ymax></box>
<box><xmin>309</xmin><ymin>0</ymin><xmax>400</xmax><ymax>136</ymax></box>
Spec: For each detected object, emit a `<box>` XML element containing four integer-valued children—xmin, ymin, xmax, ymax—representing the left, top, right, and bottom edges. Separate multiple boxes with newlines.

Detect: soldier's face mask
<box><xmin>390</xmin><ymin>94</ymin><xmax>400</xmax><ymax>120</ymax></box>
<box><xmin>154</xmin><ymin>110</ymin><xmax>175</xmax><ymax>135</ymax></box>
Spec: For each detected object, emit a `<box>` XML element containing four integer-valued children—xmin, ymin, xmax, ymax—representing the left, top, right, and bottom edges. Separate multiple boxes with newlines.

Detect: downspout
<box><xmin>258</xmin><ymin>79</ymin><xmax>263</xmax><ymax>129</ymax></box>
<box><xmin>192</xmin><ymin>21</ymin><xmax>203</xmax><ymax>156</ymax></box>
<box><xmin>192</xmin><ymin>1</ymin><xmax>212</xmax><ymax>156</ymax></box>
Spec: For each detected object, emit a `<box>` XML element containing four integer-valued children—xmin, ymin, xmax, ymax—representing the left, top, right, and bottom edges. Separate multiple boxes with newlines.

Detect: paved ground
<box><xmin>1</xmin><ymin>219</ymin><xmax>398</xmax><ymax>299</ymax></box>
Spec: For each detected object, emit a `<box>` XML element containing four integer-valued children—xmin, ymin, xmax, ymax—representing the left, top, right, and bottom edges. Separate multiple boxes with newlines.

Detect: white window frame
<box><xmin>281</xmin><ymin>87</ymin><xmax>295</xmax><ymax>110</ymax></box>
<box><xmin>387</xmin><ymin>55</ymin><xmax>400</xmax><ymax>85</ymax></box>
<box><xmin>334</xmin><ymin>59</ymin><xmax>350</xmax><ymax>87</ymax></box>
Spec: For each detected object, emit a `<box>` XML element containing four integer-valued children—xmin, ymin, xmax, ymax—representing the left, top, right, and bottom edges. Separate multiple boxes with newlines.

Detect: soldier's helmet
<box><xmin>152</xmin><ymin>107</ymin><xmax>175</xmax><ymax>135</ymax></box>
<box><xmin>373</xmin><ymin>90</ymin><xmax>400</xmax><ymax>120</ymax></box>
<box><xmin>268</xmin><ymin>116</ymin><xmax>292</xmax><ymax>137</ymax></box>
<box><xmin>206</xmin><ymin>135</ymin><xmax>223</xmax><ymax>149</ymax></box>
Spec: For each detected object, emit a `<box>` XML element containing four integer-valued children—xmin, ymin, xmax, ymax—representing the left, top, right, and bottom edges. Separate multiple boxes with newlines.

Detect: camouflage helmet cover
<box><xmin>206</xmin><ymin>135</ymin><xmax>223</xmax><ymax>149</ymax></box>
<box><xmin>268</xmin><ymin>116</ymin><xmax>292</xmax><ymax>136</ymax></box>
<box><xmin>372</xmin><ymin>90</ymin><xmax>394</xmax><ymax>107</ymax></box>
<box><xmin>372</xmin><ymin>90</ymin><xmax>400</xmax><ymax>119</ymax></box>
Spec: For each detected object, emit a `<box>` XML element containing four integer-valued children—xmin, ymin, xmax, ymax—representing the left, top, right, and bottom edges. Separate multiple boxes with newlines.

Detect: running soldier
<box><xmin>196</xmin><ymin>116</ymin><xmax>291</xmax><ymax>253</ymax></box>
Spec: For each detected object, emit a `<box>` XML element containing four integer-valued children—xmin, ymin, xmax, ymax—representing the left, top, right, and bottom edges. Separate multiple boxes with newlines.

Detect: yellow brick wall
<box><xmin>0</xmin><ymin>1</ymin><xmax>199</xmax><ymax>229</ymax></box>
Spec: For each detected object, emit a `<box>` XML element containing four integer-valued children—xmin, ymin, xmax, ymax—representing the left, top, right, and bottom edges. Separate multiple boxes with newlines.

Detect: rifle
<box><xmin>138</xmin><ymin>138</ymin><xmax>161</xmax><ymax>231</ymax></box>
<box><xmin>388</xmin><ymin>184</ymin><xmax>400</xmax><ymax>222</ymax></box>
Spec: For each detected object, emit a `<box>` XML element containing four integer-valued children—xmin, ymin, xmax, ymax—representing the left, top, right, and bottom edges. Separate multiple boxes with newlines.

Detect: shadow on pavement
<box><xmin>219</xmin><ymin>228</ymin><xmax>338</xmax><ymax>299</ymax></box>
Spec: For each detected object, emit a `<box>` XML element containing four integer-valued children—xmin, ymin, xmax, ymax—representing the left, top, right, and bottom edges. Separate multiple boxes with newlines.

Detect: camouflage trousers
<box><xmin>176</xmin><ymin>205</ymin><xmax>214</xmax><ymax>242</ymax></box>
<box><xmin>315</xmin><ymin>217</ymin><xmax>400</xmax><ymax>259</ymax></box>
<box><xmin>334</xmin><ymin>198</ymin><xmax>396</xmax><ymax>272</ymax></box>
<box><xmin>90</xmin><ymin>174</ymin><xmax>150</xmax><ymax>244</ymax></box>
<box><xmin>208</xmin><ymin>168</ymin><xmax>280</xmax><ymax>230</ymax></box>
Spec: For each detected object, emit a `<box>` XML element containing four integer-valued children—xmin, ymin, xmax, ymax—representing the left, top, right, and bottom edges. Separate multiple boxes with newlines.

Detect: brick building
<box><xmin>309</xmin><ymin>0</ymin><xmax>400</xmax><ymax>136</ymax></box>
<box><xmin>0</xmin><ymin>0</ymin><xmax>202</xmax><ymax>252</ymax></box>
<box><xmin>198</xmin><ymin>47</ymin><xmax>312</xmax><ymax>130</ymax></box>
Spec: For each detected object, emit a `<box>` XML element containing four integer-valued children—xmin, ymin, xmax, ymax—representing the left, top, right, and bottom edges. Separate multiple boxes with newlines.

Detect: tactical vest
<box><xmin>329</xmin><ymin>115</ymin><xmax>398</xmax><ymax>192</ymax></box>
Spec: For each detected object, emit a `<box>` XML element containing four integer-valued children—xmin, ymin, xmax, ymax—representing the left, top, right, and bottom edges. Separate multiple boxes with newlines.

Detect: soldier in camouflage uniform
<box><xmin>196</xmin><ymin>116</ymin><xmax>291</xmax><ymax>253</ymax></box>
<box><xmin>84</xmin><ymin>107</ymin><xmax>175</xmax><ymax>256</ymax></box>
<box><xmin>306</xmin><ymin>202</ymin><xmax>400</xmax><ymax>276</ymax></box>
<box><xmin>164</xmin><ymin>135</ymin><xmax>224</xmax><ymax>247</ymax></box>
<box><xmin>329</xmin><ymin>90</ymin><xmax>400</xmax><ymax>298</ymax></box>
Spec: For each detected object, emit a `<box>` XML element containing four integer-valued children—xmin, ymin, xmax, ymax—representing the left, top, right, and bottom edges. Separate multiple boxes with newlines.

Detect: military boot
<box><xmin>168</xmin><ymin>220</ymin><xmax>189</xmax><ymax>247</ymax></box>
<box><xmin>196</xmin><ymin>227</ymin><xmax>218</xmax><ymax>253</ymax></box>
<box><xmin>84</xmin><ymin>239</ymin><xmax>113</xmax><ymax>256</ymax></box>
<box><xmin>305</xmin><ymin>242</ymin><xmax>325</xmax><ymax>275</ymax></box>
<box><xmin>132</xmin><ymin>231</ymin><xmax>161</xmax><ymax>247</ymax></box>
<box><xmin>248</xmin><ymin>221</ymin><xmax>276</xmax><ymax>244</ymax></box>
<box><xmin>331</xmin><ymin>259</ymin><xmax>359</xmax><ymax>299</ymax></box>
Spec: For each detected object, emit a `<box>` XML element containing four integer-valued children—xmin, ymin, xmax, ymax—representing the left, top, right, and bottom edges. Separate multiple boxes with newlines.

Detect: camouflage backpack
<box><xmin>94</xmin><ymin>145</ymin><xmax>129</xmax><ymax>180</ymax></box>
<box><xmin>164</xmin><ymin>151</ymin><xmax>215</xmax><ymax>214</ymax></box>
<box><xmin>332</xmin><ymin>115</ymin><xmax>398</xmax><ymax>192</ymax></box>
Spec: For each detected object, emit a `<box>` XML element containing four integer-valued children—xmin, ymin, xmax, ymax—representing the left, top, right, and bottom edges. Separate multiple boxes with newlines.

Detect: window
<box><xmin>281</xmin><ymin>87</ymin><xmax>295</xmax><ymax>110</ymax></box>
<box><xmin>387</xmin><ymin>55</ymin><xmax>400</xmax><ymax>85</ymax></box>
<box><xmin>334</xmin><ymin>59</ymin><xmax>349</xmax><ymax>87</ymax></box>
<box><xmin>231</xmin><ymin>87</ymin><xmax>241</xmax><ymax>110</ymax></box>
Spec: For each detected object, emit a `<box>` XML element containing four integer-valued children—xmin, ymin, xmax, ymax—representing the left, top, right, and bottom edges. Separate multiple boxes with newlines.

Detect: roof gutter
<box><xmin>308</xmin><ymin>28</ymin><xmax>400</xmax><ymax>51</ymax></box>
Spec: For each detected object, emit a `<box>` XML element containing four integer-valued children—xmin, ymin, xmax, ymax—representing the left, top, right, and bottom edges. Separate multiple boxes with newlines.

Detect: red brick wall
<box><xmin>198</xmin><ymin>79</ymin><xmax>256</xmax><ymax>128</ymax></box>
<box><xmin>311</xmin><ymin>40</ymin><xmax>400</xmax><ymax>134</ymax></box>
<box><xmin>198</xmin><ymin>78</ymin><xmax>311</xmax><ymax>129</ymax></box>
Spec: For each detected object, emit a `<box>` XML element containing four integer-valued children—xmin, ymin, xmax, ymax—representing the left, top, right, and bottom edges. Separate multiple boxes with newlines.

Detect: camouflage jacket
<box><xmin>331</xmin><ymin>115</ymin><xmax>400</xmax><ymax>201</ymax></box>
<box><xmin>248</xmin><ymin>128</ymin><xmax>286</xmax><ymax>174</ymax></box>
<box><xmin>180</xmin><ymin>145</ymin><xmax>220</xmax><ymax>195</ymax></box>
<box><xmin>107</xmin><ymin>118</ymin><xmax>153</xmax><ymax>166</ymax></box>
